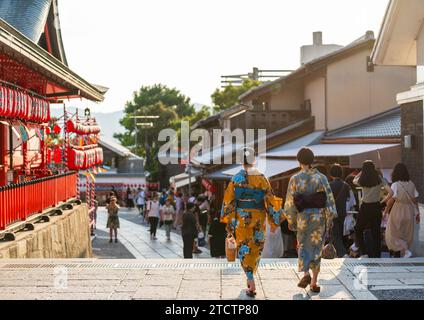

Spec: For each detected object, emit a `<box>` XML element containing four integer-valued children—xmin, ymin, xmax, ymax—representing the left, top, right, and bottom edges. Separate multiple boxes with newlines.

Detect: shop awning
<box><xmin>175</xmin><ymin>176</ymin><xmax>198</xmax><ymax>189</ymax></box>
<box><xmin>267</xmin><ymin>143</ymin><xmax>401</xmax><ymax>168</ymax></box>
<box><xmin>205</xmin><ymin>159</ymin><xmax>299</xmax><ymax>180</ymax></box>
<box><xmin>203</xmin><ymin>131</ymin><xmax>324</xmax><ymax>180</ymax></box>
<box><xmin>170</xmin><ymin>168</ymin><xmax>202</xmax><ymax>189</ymax></box>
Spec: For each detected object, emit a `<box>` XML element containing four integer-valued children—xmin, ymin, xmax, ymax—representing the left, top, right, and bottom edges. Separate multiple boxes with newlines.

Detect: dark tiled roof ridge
<box><xmin>325</xmin><ymin>106</ymin><xmax>400</xmax><ymax>137</ymax></box>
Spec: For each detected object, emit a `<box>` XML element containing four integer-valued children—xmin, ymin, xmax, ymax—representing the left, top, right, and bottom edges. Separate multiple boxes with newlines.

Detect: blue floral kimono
<box><xmin>284</xmin><ymin>169</ymin><xmax>337</xmax><ymax>273</ymax></box>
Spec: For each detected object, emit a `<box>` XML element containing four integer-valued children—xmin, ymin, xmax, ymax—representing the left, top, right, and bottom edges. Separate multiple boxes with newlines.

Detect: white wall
<box><xmin>304</xmin><ymin>76</ymin><xmax>326</xmax><ymax>130</ymax></box>
<box><xmin>417</xmin><ymin>27</ymin><xmax>424</xmax><ymax>84</ymax></box>
<box><xmin>269</xmin><ymin>81</ymin><xmax>304</xmax><ymax>111</ymax></box>
<box><xmin>326</xmin><ymin>47</ymin><xmax>416</xmax><ymax>130</ymax></box>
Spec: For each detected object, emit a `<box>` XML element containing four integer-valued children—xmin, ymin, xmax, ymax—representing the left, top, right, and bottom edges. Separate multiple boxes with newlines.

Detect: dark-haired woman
<box><xmin>285</xmin><ymin>148</ymin><xmax>337</xmax><ymax>293</ymax></box>
<box><xmin>221</xmin><ymin>147</ymin><xmax>284</xmax><ymax>298</ymax></box>
<box><xmin>384</xmin><ymin>163</ymin><xmax>420</xmax><ymax>258</ymax></box>
<box><xmin>353</xmin><ymin>160</ymin><xmax>393</xmax><ymax>258</ymax></box>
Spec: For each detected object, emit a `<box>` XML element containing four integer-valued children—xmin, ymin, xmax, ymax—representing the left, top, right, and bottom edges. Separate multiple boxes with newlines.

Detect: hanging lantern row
<box><xmin>66</xmin><ymin>119</ymin><xmax>101</xmax><ymax>135</ymax></box>
<box><xmin>66</xmin><ymin>147</ymin><xmax>104</xmax><ymax>170</ymax></box>
<box><xmin>0</xmin><ymin>86</ymin><xmax>50</xmax><ymax>123</ymax></box>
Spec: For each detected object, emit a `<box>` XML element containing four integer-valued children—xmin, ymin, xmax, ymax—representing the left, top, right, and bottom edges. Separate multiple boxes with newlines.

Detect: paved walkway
<box><xmin>1</xmin><ymin>258</ymin><xmax>424</xmax><ymax>300</ymax></box>
<box><xmin>95</xmin><ymin>208</ymin><xmax>210</xmax><ymax>259</ymax></box>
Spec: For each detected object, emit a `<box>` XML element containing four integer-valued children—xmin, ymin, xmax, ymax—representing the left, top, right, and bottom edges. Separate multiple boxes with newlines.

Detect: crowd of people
<box><xmin>221</xmin><ymin>147</ymin><xmax>421</xmax><ymax>297</ymax></box>
<box><xmin>99</xmin><ymin>186</ymin><xmax>227</xmax><ymax>259</ymax></box>
<box><xmin>92</xmin><ymin>146</ymin><xmax>421</xmax><ymax>297</ymax></box>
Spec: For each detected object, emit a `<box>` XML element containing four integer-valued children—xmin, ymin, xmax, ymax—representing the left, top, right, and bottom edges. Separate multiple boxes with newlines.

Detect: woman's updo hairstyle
<box><xmin>242</xmin><ymin>147</ymin><xmax>256</xmax><ymax>166</ymax></box>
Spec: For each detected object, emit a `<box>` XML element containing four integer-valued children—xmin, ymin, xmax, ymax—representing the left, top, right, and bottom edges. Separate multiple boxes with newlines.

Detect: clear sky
<box><xmin>58</xmin><ymin>0</ymin><xmax>389</xmax><ymax>113</ymax></box>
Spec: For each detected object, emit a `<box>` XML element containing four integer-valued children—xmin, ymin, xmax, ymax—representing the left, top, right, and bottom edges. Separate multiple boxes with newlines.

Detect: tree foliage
<box><xmin>114</xmin><ymin>84</ymin><xmax>209</xmax><ymax>180</ymax></box>
<box><xmin>211</xmin><ymin>79</ymin><xmax>261</xmax><ymax>113</ymax></box>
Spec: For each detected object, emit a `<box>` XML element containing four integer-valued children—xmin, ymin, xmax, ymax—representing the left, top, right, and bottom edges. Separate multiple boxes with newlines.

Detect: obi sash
<box><xmin>234</xmin><ymin>187</ymin><xmax>265</xmax><ymax>210</ymax></box>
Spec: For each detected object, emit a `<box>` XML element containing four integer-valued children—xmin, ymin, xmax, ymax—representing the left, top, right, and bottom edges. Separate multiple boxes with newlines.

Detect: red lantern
<box><xmin>53</xmin><ymin>146</ymin><xmax>62</xmax><ymax>164</ymax></box>
<box><xmin>53</xmin><ymin>125</ymin><xmax>61</xmax><ymax>135</ymax></box>
<box><xmin>46</xmin><ymin>127</ymin><xmax>51</xmax><ymax>135</ymax></box>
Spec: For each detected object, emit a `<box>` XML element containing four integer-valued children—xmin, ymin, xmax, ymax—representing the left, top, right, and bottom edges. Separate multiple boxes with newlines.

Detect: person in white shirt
<box><xmin>136</xmin><ymin>188</ymin><xmax>146</xmax><ymax>217</ymax></box>
<box><xmin>146</xmin><ymin>193</ymin><xmax>161</xmax><ymax>240</ymax></box>
<box><xmin>384</xmin><ymin>163</ymin><xmax>420</xmax><ymax>258</ymax></box>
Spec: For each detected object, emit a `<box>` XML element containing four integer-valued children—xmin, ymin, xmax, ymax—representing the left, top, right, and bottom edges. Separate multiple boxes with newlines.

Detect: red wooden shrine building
<box><xmin>0</xmin><ymin>0</ymin><xmax>106</xmax><ymax>236</ymax></box>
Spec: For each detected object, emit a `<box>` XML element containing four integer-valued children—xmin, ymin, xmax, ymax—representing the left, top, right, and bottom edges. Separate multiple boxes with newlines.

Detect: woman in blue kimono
<box><xmin>284</xmin><ymin>148</ymin><xmax>337</xmax><ymax>293</ymax></box>
<box><xmin>221</xmin><ymin>147</ymin><xmax>284</xmax><ymax>297</ymax></box>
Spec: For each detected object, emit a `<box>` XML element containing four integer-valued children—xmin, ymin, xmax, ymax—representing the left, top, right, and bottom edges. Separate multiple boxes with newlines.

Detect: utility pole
<box><xmin>129</xmin><ymin>114</ymin><xmax>159</xmax><ymax>154</ymax></box>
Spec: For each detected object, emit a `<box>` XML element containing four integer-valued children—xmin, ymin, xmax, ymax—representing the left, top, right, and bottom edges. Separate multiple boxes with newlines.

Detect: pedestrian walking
<box><xmin>352</xmin><ymin>160</ymin><xmax>393</xmax><ymax>258</ymax></box>
<box><xmin>173</xmin><ymin>192</ymin><xmax>184</xmax><ymax>229</ymax></box>
<box><xmin>191</xmin><ymin>199</ymin><xmax>203</xmax><ymax>254</ymax></box>
<box><xmin>136</xmin><ymin>188</ymin><xmax>146</xmax><ymax>218</ymax></box>
<box><xmin>146</xmin><ymin>194</ymin><xmax>161</xmax><ymax>240</ymax></box>
<box><xmin>90</xmin><ymin>195</ymin><xmax>98</xmax><ymax>236</ymax></box>
<box><xmin>384</xmin><ymin>163</ymin><xmax>420</xmax><ymax>258</ymax></box>
<box><xmin>208</xmin><ymin>211</ymin><xmax>227</xmax><ymax>258</ymax></box>
<box><xmin>126</xmin><ymin>187</ymin><xmax>135</xmax><ymax>209</ymax></box>
<box><xmin>161</xmin><ymin>199</ymin><xmax>175</xmax><ymax>241</ymax></box>
<box><xmin>198</xmin><ymin>196</ymin><xmax>210</xmax><ymax>235</ymax></box>
<box><xmin>182</xmin><ymin>203</ymin><xmax>198</xmax><ymax>259</ymax></box>
<box><xmin>221</xmin><ymin>147</ymin><xmax>284</xmax><ymax>298</ymax></box>
<box><xmin>329</xmin><ymin>164</ymin><xmax>352</xmax><ymax>258</ymax></box>
<box><xmin>106</xmin><ymin>196</ymin><xmax>120</xmax><ymax>243</ymax></box>
<box><xmin>284</xmin><ymin>148</ymin><xmax>337</xmax><ymax>293</ymax></box>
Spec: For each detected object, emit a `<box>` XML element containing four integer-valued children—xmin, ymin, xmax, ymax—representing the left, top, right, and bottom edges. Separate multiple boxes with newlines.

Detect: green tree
<box><xmin>114</xmin><ymin>84</ymin><xmax>205</xmax><ymax>181</ymax></box>
<box><xmin>211</xmin><ymin>79</ymin><xmax>261</xmax><ymax>113</ymax></box>
<box><xmin>123</xmin><ymin>84</ymin><xmax>195</xmax><ymax>118</ymax></box>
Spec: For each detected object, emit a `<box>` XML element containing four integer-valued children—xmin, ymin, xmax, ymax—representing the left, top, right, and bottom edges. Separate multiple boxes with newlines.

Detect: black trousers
<box><xmin>183</xmin><ymin>235</ymin><xmax>195</xmax><ymax>259</ymax></box>
<box><xmin>354</xmin><ymin>202</ymin><xmax>382</xmax><ymax>258</ymax></box>
<box><xmin>149</xmin><ymin>217</ymin><xmax>159</xmax><ymax>236</ymax></box>
<box><xmin>332</xmin><ymin>216</ymin><xmax>347</xmax><ymax>257</ymax></box>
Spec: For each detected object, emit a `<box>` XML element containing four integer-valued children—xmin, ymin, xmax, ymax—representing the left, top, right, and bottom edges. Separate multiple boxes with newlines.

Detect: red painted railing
<box><xmin>0</xmin><ymin>172</ymin><xmax>77</xmax><ymax>231</ymax></box>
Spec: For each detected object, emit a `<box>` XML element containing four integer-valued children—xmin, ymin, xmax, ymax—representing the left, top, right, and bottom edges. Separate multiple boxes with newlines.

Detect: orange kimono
<box><xmin>221</xmin><ymin>168</ymin><xmax>284</xmax><ymax>280</ymax></box>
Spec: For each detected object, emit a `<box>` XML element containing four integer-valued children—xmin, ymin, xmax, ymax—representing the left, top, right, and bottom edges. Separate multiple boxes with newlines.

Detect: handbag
<box><xmin>322</xmin><ymin>242</ymin><xmax>337</xmax><ymax>260</ymax></box>
<box><xmin>322</xmin><ymin>228</ymin><xmax>337</xmax><ymax>259</ymax></box>
<box><xmin>225</xmin><ymin>233</ymin><xmax>237</xmax><ymax>262</ymax></box>
<box><xmin>197</xmin><ymin>232</ymin><xmax>206</xmax><ymax>247</ymax></box>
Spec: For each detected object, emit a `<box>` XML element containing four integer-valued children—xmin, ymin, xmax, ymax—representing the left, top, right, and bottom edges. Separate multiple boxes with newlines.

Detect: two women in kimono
<box><xmin>222</xmin><ymin>147</ymin><xmax>337</xmax><ymax>297</ymax></box>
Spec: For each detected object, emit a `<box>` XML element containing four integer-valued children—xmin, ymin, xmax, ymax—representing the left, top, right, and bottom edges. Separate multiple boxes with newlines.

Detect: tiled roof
<box><xmin>0</xmin><ymin>0</ymin><xmax>52</xmax><ymax>43</ymax></box>
<box><xmin>99</xmin><ymin>137</ymin><xmax>143</xmax><ymax>160</ymax></box>
<box><xmin>325</xmin><ymin>107</ymin><xmax>401</xmax><ymax>139</ymax></box>
<box><xmin>0</xmin><ymin>0</ymin><xmax>68</xmax><ymax>65</ymax></box>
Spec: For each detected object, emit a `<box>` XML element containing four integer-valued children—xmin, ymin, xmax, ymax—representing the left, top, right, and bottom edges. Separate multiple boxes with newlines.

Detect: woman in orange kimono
<box><xmin>221</xmin><ymin>147</ymin><xmax>284</xmax><ymax>297</ymax></box>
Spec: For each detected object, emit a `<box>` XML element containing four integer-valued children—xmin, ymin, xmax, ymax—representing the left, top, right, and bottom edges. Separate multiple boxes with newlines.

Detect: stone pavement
<box><xmin>1</xmin><ymin>258</ymin><xmax>424</xmax><ymax>300</ymax></box>
<box><xmin>94</xmin><ymin>207</ymin><xmax>210</xmax><ymax>259</ymax></box>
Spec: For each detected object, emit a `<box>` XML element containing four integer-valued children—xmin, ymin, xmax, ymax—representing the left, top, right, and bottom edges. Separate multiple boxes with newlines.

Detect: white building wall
<box><xmin>417</xmin><ymin>26</ymin><xmax>424</xmax><ymax>84</ymax></box>
<box><xmin>304</xmin><ymin>76</ymin><xmax>326</xmax><ymax>130</ymax></box>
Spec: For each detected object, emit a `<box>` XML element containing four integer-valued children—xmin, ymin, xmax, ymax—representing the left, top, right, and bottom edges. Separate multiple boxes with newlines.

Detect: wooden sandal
<box><xmin>246</xmin><ymin>290</ymin><xmax>256</xmax><ymax>298</ymax></box>
<box><xmin>310</xmin><ymin>284</ymin><xmax>321</xmax><ymax>293</ymax></box>
<box><xmin>298</xmin><ymin>274</ymin><xmax>312</xmax><ymax>289</ymax></box>
<box><xmin>246</xmin><ymin>281</ymin><xmax>257</xmax><ymax>297</ymax></box>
